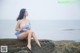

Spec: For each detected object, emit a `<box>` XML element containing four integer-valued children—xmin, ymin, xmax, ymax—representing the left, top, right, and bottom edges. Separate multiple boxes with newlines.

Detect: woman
<box><xmin>15</xmin><ymin>8</ymin><xmax>41</xmax><ymax>50</ymax></box>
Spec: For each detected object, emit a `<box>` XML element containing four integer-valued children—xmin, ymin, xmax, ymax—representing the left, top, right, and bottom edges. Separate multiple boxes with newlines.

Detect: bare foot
<box><xmin>26</xmin><ymin>45</ymin><xmax>31</xmax><ymax>50</ymax></box>
<box><xmin>38</xmin><ymin>44</ymin><xmax>41</xmax><ymax>47</ymax></box>
<box><xmin>38</xmin><ymin>44</ymin><xmax>41</xmax><ymax>48</ymax></box>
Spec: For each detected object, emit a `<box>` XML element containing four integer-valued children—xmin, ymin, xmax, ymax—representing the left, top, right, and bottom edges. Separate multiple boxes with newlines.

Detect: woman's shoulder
<box><xmin>17</xmin><ymin>20</ymin><xmax>22</xmax><ymax>23</ymax></box>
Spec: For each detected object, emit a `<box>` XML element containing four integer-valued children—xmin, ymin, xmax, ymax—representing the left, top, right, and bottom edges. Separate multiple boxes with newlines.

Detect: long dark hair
<box><xmin>17</xmin><ymin>8</ymin><xmax>26</xmax><ymax>21</ymax></box>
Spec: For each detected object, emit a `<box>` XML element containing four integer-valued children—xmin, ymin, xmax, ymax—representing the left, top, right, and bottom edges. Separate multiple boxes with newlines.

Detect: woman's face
<box><xmin>24</xmin><ymin>11</ymin><xmax>28</xmax><ymax>16</ymax></box>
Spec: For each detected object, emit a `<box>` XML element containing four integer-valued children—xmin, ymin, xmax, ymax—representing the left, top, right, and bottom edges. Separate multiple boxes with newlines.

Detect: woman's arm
<box><xmin>15</xmin><ymin>20</ymin><xmax>20</xmax><ymax>31</ymax></box>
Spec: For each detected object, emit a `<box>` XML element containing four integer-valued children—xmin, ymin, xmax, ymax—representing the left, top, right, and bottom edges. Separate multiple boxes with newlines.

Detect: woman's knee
<box><xmin>28</xmin><ymin>30</ymin><xmax>32</xmax><ymax>34</ymax></box>
<box><xmin>31</xmin><ymin>32</ymin><xmax>35</xmax><ymax>37</ymax></box>
<box><xmin>32</xmin><ymin>32</ymin><xmax>35</xmax><ymax>34</ymax></box>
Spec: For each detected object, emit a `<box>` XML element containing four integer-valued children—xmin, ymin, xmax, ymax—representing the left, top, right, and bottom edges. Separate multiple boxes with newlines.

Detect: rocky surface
<box><xmin>0</xmin><ymin>39</ymin><xmax>55</xmax><ymax>53</ymax></box>
<box><xmin>0</xmin><ymin>39</ymin><xmax>80</xmax><ymax>53</ymax></box>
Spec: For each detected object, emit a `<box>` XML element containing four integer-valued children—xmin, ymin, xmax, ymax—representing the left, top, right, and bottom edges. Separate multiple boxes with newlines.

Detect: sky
<box><xmin>0</xmin><ymin>0</ymin><xmax>80</xmax><ymax>40</ymax></box>
<box><xmin>0</xmin><ymin>0</ymin><xmax>80</xmax><ymax>20</ymax></box>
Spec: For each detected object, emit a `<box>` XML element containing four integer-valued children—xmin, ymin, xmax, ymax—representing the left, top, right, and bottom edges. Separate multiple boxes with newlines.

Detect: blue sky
<box><xmin>0</xmin><ymin>0</ymin><xmax>80</xmax><ymax>20</ymax></box>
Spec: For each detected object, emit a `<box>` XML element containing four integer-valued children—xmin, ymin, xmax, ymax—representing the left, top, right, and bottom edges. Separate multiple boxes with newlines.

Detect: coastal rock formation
<box><xmin>0</xmin><ymin>39</ymin><xmax>55</xmax><ymax>53</ymax></box>
<box><xmin>0</xmin><ymin>39</ymin><xmax>80</xmax><ymax>53</ymax></box>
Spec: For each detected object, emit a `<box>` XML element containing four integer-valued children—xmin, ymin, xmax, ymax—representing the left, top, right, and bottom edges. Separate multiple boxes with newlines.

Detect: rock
<box><xmin>0</xmin><ymin>39</ymin><xmax>80</xmax><ymax>53</ymax></box>
<box><xmin>0</xmin><ymin>39</ymin><xmax>55</xmax><ymax>53</ymax></box>
<box><xmin>53</xmin><ymin>40</ymin><xmax>80</xmax><ymax>53</ymax></box>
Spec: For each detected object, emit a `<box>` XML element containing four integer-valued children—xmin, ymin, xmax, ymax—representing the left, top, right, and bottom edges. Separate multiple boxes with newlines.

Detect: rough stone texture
<box><xmin>0</xmin><ymin>39</ymin><xmax>80</xmax><ymax>53</ymax></box>
<box><xmin>0</xmin><ymin>39</ymin><xmax>55</xmax><ymax>53</ymax></box>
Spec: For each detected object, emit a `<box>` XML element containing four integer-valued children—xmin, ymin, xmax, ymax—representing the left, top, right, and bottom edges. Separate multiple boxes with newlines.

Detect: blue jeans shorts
<box><xmin>15</xmin><ymin>30</ymin><xmax>23</xmax><ymax>37</ymax></box>
<box><xmin>15</xmin><ymin>27</ymin><xmax>31</xmax><ymax>37</ymax></box>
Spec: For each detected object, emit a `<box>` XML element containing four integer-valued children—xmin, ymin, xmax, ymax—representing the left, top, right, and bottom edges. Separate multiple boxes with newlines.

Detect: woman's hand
<box><xmin>23</xmin><ymin>29</ymin><xmax>28</xmax><ymax>32</ymax></box>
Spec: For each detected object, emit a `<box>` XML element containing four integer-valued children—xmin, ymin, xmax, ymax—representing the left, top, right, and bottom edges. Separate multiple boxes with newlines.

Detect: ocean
<box><xmin>0</xmin><ymin>20</ymin><xmax>80</xmax><ymax>41</ymax></box>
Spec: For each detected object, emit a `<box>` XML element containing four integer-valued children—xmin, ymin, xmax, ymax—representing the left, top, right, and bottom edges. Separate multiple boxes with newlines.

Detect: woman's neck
<box><xmin>23</xmin><ymin>16</ymin><xmax>28</xmax><ymax>20</ymax></box>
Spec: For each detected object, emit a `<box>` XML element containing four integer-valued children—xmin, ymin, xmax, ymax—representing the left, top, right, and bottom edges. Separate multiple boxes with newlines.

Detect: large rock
<box><xmin>53</xmin><ymin>40</ymin><xmax>80</xmax><ymax>53</ymax></box>
<box><xmin>0</xmin><ymin>39</ymin><xmax>55</xmax><ymax>53</ymax></box>
<box><xmin>0</xmin><ymin>39</ymin><xmax>80</xmax><ymax>53</ymax></box>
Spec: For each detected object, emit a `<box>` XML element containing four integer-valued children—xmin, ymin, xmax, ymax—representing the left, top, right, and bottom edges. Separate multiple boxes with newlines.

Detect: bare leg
<box><xmin>17</xmin><ymin>31</ymin><xmax>28</xmax><ymax>40</ymax></box>
<box><xmin>32</xmin><ymin>32</ymin><xmax>41</xmax><ymax>47</ymax></box>
<box><xmin>27</xmin><ymin>30</ymin><xmax>32</xmax><ymax>50</ymax></box>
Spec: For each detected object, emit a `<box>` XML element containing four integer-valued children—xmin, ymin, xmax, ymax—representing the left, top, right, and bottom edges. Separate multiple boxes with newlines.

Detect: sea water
<box><xmin>0</xmin><ymin>20</ymin><xmax>80</xmax><ymax>41</ymax></box>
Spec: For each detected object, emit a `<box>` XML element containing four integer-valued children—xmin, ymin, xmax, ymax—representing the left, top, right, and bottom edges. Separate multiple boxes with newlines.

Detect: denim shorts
<box><xmin>15</xmin><ymin>30</ymin><xmax>23</xmax><ymax>37</ymax></box>
<box><xmin>15</xmin><ymin>26</ymin><xmax>31</xmax><ymax>37</ymax></box>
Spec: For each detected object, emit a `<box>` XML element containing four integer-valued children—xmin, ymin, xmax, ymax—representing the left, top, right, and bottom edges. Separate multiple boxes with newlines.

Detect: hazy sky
<box><xmin>0</xmin><ymin>0</ymin><xmax>80</xmax><ymax>20</ymax></box>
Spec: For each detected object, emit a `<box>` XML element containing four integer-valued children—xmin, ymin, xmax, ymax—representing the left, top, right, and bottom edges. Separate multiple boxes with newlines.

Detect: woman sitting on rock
<box><xmin>15</xmin><ymin>8</ymin><xmax>41</xmax><ymax>50</ymax></box>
